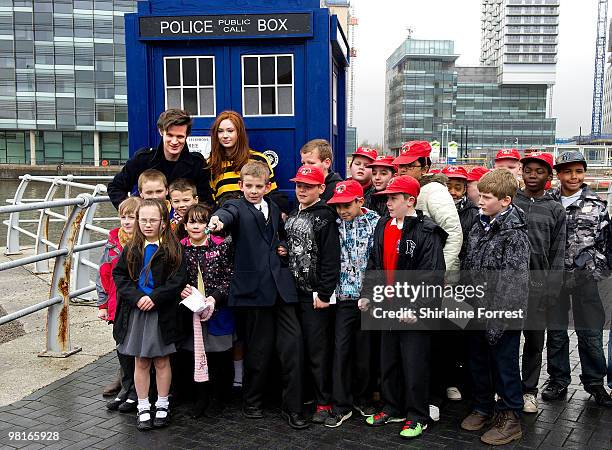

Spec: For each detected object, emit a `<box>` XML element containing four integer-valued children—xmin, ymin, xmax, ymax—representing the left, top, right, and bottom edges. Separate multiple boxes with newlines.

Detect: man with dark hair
<box><xmin>108</xmin><ymin>108</ymin><xmax>212</xmax><ymax>209</ymax></box>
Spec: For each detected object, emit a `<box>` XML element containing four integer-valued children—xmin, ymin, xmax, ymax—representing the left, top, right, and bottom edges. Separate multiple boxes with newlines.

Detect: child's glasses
<box><xmin>138</xmin><ymin>219</ymin><xmax>161</xmax><ymax>225</ymax></box>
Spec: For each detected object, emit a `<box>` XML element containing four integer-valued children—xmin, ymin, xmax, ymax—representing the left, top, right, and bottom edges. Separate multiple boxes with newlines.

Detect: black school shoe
<box><xmin>585</xmin><ymin>385</ymin><xmax>612</xmax><ymax>407</ymax></box>
<box><xmin>243</xmin><ymin>405</ymin><xmax>264</xmax><ymax>419</ymax></box>
<box><xmin>136</xmin><ymin>409</ymin><xmax>153</xmax><ymax>431</ymax></box>
<box><xmin>118</xmin><ymin>399</ymin><xmax>137</xmax><ymax>413</ymax></box>
<box><xmin>153</xmin><ymin>407</ymin><xmax>170</xmax><ymax>428</ymax></box>
<box><xmin>106</xmin><ymin>398</ymin><xmax>123</xmax><ymax>411</ymax></box>
<box><xmin>541</xmin><ymin>380</ymin><xmax>568</xmax><ymax>401</ymax></box>
<box><xmin>281</xmin><ymin>410</ymin><xmax>309</xmax><ymax>430</ymax></box>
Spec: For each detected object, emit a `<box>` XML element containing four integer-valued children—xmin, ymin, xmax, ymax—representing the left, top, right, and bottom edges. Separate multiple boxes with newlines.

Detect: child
<box><xmin>177</xmin><ymin>204</ymin><xmax>235</xmax><ymax>419</ymax></box>
<box><xmin>364</xmin><ymin>175</ymin><xmax>447</xmax><ymax>439</ymax></box>
<box><xmin>544</xmin><ymin>151</ymin><xmax>612</xmax><ymax>407</ymax></box>
<box><xmin>393</xmin><ymin>141</ymin><xmax>462</xmax><ymax>273</ymax></box>
<box><xmin>493</xmin><ymin>149</ymin><xmax>522</xmax><ymax>178</ymax></box>
<box><xmin>300</xmin><ymin>139</ymin><xmax>343</xmax><ymax>203</ymax></box>
<box><xmin>512</xmin><ymin>152</ymin><xmax>566</xmax><ymax>414</ymax></box>
<box><xmin>208</xmin><ymin>161</ymin><xmax>308</xmax><ymax>429</ymax></box>
<box><xmin>324</xmin><ymin>180</ymin><xmax>380</xmax><ymax>427</ymax></box>
<box><xmin>349</xmin><ymin>147</ymin><xmax>378</xmax><ymax>207</ymax></box>
<box><xmin>366</xmin><ymin>155</ymin><xmax>396</xmax><ymax>216</ymax></box>
<box><xmin>112</xmin><ymin>199</ymin><xmax>188</xmax><ymax>431</ymax></box>
<box><xmin>460</xmin><ymin>169</ymin><xmax>530</xmax><ymax>445</ymax></box>
<box><xmin>466</xmin><ymin>166</ymin><xmax>490</xmax><ymax>204</ymax></box>
<box><xmin>138</xmin><ymin>169</ymin><xmax>169</xmax><ymax>201</ymax></box>
<box><xmin>285</xmin><ymin>165</ymin><xmax>341</xmax><ymax>424</ymax></box>
<box><xmin>97</xmin><ymin>197</ymin><xmax>141</xmax><ymax>412</ymax></box>
<box><xmin>438</xmin><ymin>165</ymin><xmax>479</xmax><ymax>402</ymax></box>
<box><xmin>168</xmin><ymin>178</ymin><xmax>199</xmax><ymax>232</ymax></box>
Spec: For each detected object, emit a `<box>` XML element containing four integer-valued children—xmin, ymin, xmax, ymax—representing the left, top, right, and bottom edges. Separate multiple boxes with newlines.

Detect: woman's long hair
<box><xmin>124</xmin><ymin>199</ymin><xmax>182</xmax><ymax>284</ymax></box>
<box><xmin>208</xmin><ymin>111</ymin><xmax>250</xmax><ymax>179</ymax></box>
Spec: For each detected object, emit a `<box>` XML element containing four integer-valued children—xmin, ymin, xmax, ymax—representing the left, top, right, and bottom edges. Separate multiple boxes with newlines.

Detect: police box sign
<box><xmin>139</xmin><ymin>13</ymin><xmax>312</xmax><ymax>39</ymax></box>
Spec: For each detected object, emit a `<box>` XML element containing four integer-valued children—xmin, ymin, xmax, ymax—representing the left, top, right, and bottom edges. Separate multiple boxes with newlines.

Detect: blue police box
<box><xmin>124</xmin><ymin>0</ymin><xmax>350</xmax><ymax>194</ymax></box>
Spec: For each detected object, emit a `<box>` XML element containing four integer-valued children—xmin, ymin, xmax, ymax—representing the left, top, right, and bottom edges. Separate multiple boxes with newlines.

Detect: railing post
<box><xmin>33</xmin><ymin>178</ymin><xmax>61</xmax><ymax>274</ymax></box>
<box><xmin>72</xmin><ymin>184</ymin><xmax>106</xmax><ymax>300</ymax></box>
<box><xmin>5</xmin><ymin>175</ymin><xmax>30</xmax><ymax>255</ymax></box>
<box><xmin>40</xmin><ymin>193</ymin><xmax>92</xmax><ymax>357</ymax></box>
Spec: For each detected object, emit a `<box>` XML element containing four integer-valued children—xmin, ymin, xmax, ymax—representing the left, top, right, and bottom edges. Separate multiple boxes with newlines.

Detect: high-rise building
<box><xmin>602</xmin><ymin>19</ymin><xmax>612</xmax><ymax>135</ymax></box>
<box><xmin>0</xmin><ymin>0</ymin><xmax>136</xmax><ymax>165</ymax></box>
<box><xmin>481</xmin><ymin>0</ymin><xmax>559</xmax><ymax>86</ymax></box>
<box><xmin>385</xmin><ymin>0</ymin><xmax>558</xmax><ymax>157</ymax></box>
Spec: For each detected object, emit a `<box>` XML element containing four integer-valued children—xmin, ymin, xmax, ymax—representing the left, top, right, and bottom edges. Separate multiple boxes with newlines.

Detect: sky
<box><xmin>349</xmin><ymin>0</ymin><xmax>598</xmax><ymax>146</ymax></box>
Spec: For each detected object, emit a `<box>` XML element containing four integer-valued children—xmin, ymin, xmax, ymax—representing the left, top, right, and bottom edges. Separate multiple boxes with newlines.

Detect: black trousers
<box><xmin>521</xmin><ymin>292</ymin><xmax>548</xmax><ymax>395</ymax></box>
<box><xmin>239</xmin><ymin>302</ymin><xmax>304</xmax><ymax>413</ymax></box>
<box><xmin>430</xmin><ymin>328</ymin><xmax>469</xmax><ymax>406</ymax></box>
<box><xmin>380</xmin><ymin>330</ymin><xmax>430</xmax><ymax>423</ymax></box>
<box><xmin>298</xmin><ymin>299</ymin><xmax>334</xmax><ymax>406</ymax></box>
<box><xmin>117</xmin><ymin>350</ymin><xmax>137</xmax><ymax>402</ymax></box>
<box><xmin>331</xmin><ymin>301</ymin><xmax>371</xmax><ymax>414</ymax></box>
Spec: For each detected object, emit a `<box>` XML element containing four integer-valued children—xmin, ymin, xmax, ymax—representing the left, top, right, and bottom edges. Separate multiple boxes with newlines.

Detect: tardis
<box><xmin>124</xmin><ymin>0</ymin><xmax>350</xmax><ymax>194</ymax></box>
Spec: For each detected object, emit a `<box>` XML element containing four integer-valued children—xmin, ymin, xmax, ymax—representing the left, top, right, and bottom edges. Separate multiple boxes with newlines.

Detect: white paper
<box><xmin>180</xmin><ymin>288</ymin><xmax>209</xmax><ymax>313</ymax></box>
<box><xmin>313</xmin><ymin>291</ymin><xmax>336</xmax><ymax>305</ymax></box>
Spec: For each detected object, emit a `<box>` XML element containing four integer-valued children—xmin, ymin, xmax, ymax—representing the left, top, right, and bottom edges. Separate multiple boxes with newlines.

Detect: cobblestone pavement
<box><xmin>0</xmin><ymin>334</ymin><xmax>611</xmax><ymax>450</ymax></box>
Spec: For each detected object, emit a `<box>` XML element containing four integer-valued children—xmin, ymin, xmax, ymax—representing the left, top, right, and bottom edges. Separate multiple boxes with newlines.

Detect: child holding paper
<box><xmin>178</xmin><ymin>204</ymin><xmax>235</xmax><ymax>419</ymax></box>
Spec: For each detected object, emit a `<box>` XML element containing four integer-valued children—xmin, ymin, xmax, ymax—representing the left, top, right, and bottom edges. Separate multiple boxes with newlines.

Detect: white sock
<box><xmin>124</xmin><ymin>399</ymin><xmax>135</xmax><ymax>404</ymax></box>
<box><xmin>233</xmin><ymin>359</ymin><xmax>243</xmax><ymax>386</ymax></box>
<box><xmin>155</xmin><ymin>396</ymin><xmax>169</xmax><ymax>418</ymax></box>
<box><xmin>137</xmin><ymin>398</ymin><xmax>150</xmax><ymax>421</ymax></box>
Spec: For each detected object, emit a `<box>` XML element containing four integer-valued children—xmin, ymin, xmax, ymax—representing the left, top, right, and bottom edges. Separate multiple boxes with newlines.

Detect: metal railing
<box><xmin>1</xmin><ymin>175</ymin><xmax>117</xmax><ymax>357</ymax></box>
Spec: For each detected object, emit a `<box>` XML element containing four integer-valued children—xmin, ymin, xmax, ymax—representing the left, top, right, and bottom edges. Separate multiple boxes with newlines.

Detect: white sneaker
<box><xmin>523</xmin><ymin>393</ymin><xmax>538</xmax><ymax>413</ymax></box>
<box><xmin>446</xmin><ymin>386</ymin><xmax>462</xmax><ymax>401</ymax></box>
<box><xmin>429</xmin><ymin>404</ymin><xmax>440</xmax><ymax>422</ymax></box>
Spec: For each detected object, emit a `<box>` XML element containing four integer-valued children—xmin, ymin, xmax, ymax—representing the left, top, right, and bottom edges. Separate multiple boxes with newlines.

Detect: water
<box><xmin>0</xmin><ymin>179</ymin><xmax>119</xmax><ymax>250</ymax></box>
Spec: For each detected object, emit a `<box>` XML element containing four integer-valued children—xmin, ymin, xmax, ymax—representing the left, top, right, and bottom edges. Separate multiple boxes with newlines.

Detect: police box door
<box><xmin>152</xmin><ymin>43</ymin><xmax>305</xmax><ymax>192</ymax></box>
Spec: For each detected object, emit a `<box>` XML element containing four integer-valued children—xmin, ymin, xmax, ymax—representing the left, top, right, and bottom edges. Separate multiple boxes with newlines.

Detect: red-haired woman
<box><xmin>207</xmin><ymin>111</ymin><xmax>288</xmax><ymax>210</ymax></box>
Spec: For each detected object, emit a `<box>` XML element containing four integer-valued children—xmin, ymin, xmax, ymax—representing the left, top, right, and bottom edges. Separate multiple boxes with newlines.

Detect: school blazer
<box><xmin>214</xmin><ymin>197</ymin><xmax>297</xmax><ymax>307</ymax></box>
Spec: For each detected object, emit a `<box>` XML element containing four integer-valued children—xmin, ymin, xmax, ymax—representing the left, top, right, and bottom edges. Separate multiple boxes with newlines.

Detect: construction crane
<box><xmin>592</xmin><ymin>0</ymin><xmax>609</xmax><ymax>136</ymax></box>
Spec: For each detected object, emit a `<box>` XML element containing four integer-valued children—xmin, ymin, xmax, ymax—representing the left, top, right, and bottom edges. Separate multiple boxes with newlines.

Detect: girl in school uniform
<box><xmin>177</xmin><ymin>204</ymin><xmax>235</xmax><ymax>418</ymax></box>
<box><xmin>113</xmin><ymin>198</ymin><xmax>188</xmax><ymax>431</ymax></box>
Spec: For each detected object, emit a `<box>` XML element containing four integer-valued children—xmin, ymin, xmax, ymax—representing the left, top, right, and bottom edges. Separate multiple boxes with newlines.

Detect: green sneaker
<box><xmin>365</xmin><ymin>411</ymin><xmax>405</xmax><ymax>427</ymax></box>
<box><xmin>399</xmin><ymin>420</ymin><xmax>426</xmax><ymax>439</ymax></box>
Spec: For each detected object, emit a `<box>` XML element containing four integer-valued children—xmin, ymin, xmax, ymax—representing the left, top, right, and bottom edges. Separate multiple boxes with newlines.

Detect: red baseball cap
<box><xmin>374</xmin><ymin>175</ymin><xmax>420</xmax><ymax>198</ymax></box>
<box><xmin>520</xmin><ymin>152</ymin><xmax>554</xmax><ymax>172</ymax></box>
<box><xmin>393</xmin><ymin>141</ymin><xmax>432</xmax><ymax>166</ymax></box>
<box><xmin>290</xmin><ymin>165</ymin><xmax>325</xmax><ymax>185</ymax></box>
<box><xmin>441</xmin><ymin>165</ymin><xmax>469</xmax><ymax>180</ymax></box>
<box><xmin>429</xmin><ymin>169</ymin><xmax>441</xmax><ymax>174</ymax></box>
<box><xmin>495</xmin><ymin>148</ymin><xmax>521</xmax><ymax>161</ymax></box>
<box><xmin>352</xmin><ymin>147</ymin><xmax>378</xmax><ymax>161</ymax></box>
<box><xmin>367</xmin><ymin>155</ymin><xmax>397</xmax><ymax>171</ymax></box>
<box><xmin>327</xmin><ymin>179</ymin><xmax>364</xmax><ymax>204</ymax></box>
<box><xmin>467</xmin><ymin>166</ymin><xmax>490</xmax><ymax>182</ymax></box>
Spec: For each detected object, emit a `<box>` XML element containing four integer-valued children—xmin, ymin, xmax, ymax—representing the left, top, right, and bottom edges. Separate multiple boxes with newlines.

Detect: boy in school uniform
<box><xmin>365</xmin><ymin>175</ymin><xmax>447</xmax><ymax>439</ymax></box>
<box><xmin>285</xmin><ymin>165</ymin><xmax>341</xmax><ymax>424</ymax></box>
<box><xmin>324</xmin><ymin>180</ymin><xmax>380</xmax><ymax>427</ymax></box>
<box><xmin>513</xmin><ymin>152</ymin><xmax>566</xmax><ymax>414</ymax></box>
<box><xmin>544</xmin><ymin>151</ymin><xmax>612</xmax><ymax>407</ymax></box>
<box><xmin>300</xmin><ymin>139</ymin><xmax>343</xmax><ymax>203</ymax></box>
<box><xmin>460</xmin><ymin>169</ymin><xmax>530</xmax><ymax>446</ymax></box>
<box><xmin>208</xmin><ymin>161</ymin><xmax>308</xmax><ymax>429</ymax></box>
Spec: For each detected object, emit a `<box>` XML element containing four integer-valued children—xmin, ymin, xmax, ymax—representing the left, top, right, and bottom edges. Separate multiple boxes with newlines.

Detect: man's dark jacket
<box><xmin>107</xmin><ymin>141</ymin><xmax>213</xmax><ymax>209</ymax></box>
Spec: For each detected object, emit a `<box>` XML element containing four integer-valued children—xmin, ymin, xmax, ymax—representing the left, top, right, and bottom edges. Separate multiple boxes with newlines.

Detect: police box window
<box><xmin>164</xmin><ymin>56</ymin><xmax>215</xmax><ymax>117</ymax></box>
<box><xmin>242</xmin><ymin>54</ymin><xmax>294</xmax><ymax>117</ymax></box>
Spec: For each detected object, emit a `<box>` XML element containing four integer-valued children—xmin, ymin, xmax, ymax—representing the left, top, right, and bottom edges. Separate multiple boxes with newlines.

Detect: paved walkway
<box><xmin>0</xmin><ymin>334</ymin><xmax>611</xmax><ymax>450</ymax></box>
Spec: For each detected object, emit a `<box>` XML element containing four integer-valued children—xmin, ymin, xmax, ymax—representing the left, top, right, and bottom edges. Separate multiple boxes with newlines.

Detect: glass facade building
<box><xmin>456</xmin><ymin>66</ymin><xmax>555</xmax><ymax>152</ymax></box>
<box><xmin>0</xmin><ymin>0</ymin><xmax>136</xmax><ymax>164</ymax></box>
<box><xmin>385</xmin><ymin>40</ymin><xmax>458</xmax><ymax>151</ymax></box>
<box><xmin>384</xmin><ymin>39</ymin><xmax>556</xmax><ymax>155</ymax></box>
